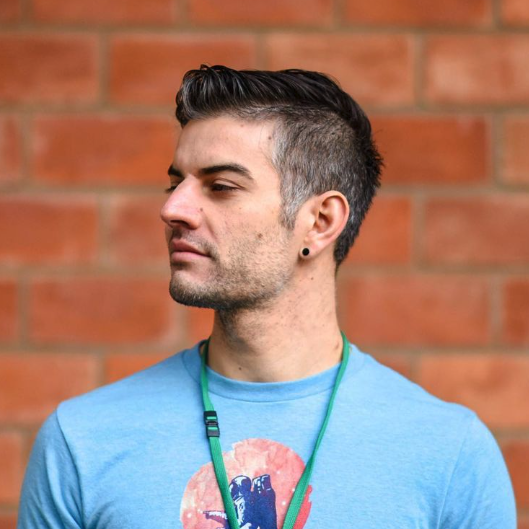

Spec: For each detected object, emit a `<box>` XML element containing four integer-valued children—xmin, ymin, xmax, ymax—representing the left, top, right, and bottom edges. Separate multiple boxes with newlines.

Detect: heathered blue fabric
<box><xmin>18</xmin><ymin>342</ymin><xmax>516</xmax><ymax>529</ymax></box>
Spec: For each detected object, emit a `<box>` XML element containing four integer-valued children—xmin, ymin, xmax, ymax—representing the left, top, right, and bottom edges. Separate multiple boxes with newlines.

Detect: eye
<box><xmin>164</xmin><ymin>186</ymin><xmax>177</xmax><ymax>194</ymax></box>
<box><xmin>211</xmin><ymin>183</ymin><xmax>237</xmax><ymax>192</ymax></box>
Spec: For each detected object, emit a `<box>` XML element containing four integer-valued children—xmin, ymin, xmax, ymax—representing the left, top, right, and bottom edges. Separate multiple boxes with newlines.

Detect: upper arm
<box><xmin>18</xmin><ymin>411</ymin><xmax>83</xmax><ymax>529</ymax></box>
<box><xmin>438</xmin><ymin>414</ymin><xmax>516</xmax><ymax>529</ymax></box>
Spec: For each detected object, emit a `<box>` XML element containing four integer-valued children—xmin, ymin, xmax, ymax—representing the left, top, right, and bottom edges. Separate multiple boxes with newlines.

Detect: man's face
<box><xmin>161</xmin><ymin>116</ymin><xmax>298</xmax><ymax>311</ymax></box>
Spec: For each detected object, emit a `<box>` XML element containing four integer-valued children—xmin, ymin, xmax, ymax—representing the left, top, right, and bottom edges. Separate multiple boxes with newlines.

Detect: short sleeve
<box><xmin>439</xmin><ymin>413</ymin><xmax>516</xmax><ymax>529</ymax></box>
<box><xmin>18</xmin><ymin>410</ymin><xmax>83</xmax><ymax>529</ymax></box>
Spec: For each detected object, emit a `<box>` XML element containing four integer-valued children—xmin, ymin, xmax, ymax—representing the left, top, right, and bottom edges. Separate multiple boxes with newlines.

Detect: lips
<box><xmin>169</xmin><ymin>239</ymin><xmax>207</xmax><ymax>257</ymax></box>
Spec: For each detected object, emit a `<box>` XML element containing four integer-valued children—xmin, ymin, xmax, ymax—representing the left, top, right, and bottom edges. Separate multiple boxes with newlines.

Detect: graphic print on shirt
<box><xmin>181</xmin><ymin>438</ymin><xmax>312</xmax><ymax>529</ymax></box>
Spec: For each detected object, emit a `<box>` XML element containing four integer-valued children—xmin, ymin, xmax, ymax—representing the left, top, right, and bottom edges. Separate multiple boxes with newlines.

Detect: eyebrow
<box><xmin>167</xmin><ymin>163</ymin><xmax>254</xmax><ymax>181</ymax></box>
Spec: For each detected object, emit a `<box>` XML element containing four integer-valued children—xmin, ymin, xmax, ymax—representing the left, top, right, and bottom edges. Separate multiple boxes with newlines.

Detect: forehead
<box><xmin>173</xmin><ymin>116</ymin><xmax>276</xmax><ymax>172</ymax></box>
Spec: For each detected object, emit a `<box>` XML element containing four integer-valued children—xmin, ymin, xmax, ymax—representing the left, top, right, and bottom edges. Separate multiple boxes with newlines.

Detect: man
<box><xmin>19</xmin><ymin>65</ymin><xmax>515</xmax><ymax>528</ymax></box>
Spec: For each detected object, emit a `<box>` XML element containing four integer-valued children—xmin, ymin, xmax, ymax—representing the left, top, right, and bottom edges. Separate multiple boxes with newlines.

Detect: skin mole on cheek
<box><xmin>257</xmin><ymin>233</ymin><xmax>263</xmax><ymax>240</ymax></box>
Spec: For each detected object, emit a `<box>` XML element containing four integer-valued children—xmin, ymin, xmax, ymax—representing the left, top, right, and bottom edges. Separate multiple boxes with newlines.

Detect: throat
<box><xmin>206</xmin><ymin>312</ymin><xmax>343</xmax><ymax>382</ymax></box>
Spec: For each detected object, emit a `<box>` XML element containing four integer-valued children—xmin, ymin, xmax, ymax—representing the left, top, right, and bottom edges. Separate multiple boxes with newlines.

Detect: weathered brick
<box><xmin>502</xmin><ymin>440</ymin><xmax>529</xmax><ymax>508</ymax></box>
<box><xmin>29</xmin><ymin>277</ymin><xmax>176</xmax><ymax>345</ymax></box>
<box><xmin>0</xmin><ymin>279</ymin><xmax>18</xmax><ymax>343</ymax></box>
<box><xmin>107</xmin><ymin>194</ymin><xmax>167</xmax><ymax>264</ymax></box>
<box><xmin>344</xmin><ymin>0</ymin><xmax>491</xmax><ymax>27</ymax></box>
<box><xmin>0</xmin><ymin>0</ymin><xmax>21</xmax><ymax>22</ymax></box>
<box><xmin>423</xmin><ymin>196</ymin><xmax>529</xmax><ymax>265</ymax></box>
<box><xmin>503</xmin><ymin>116</ymin><xmax>529</xmax><ymax>184</ymax></box>
<box><xmin>519</xmin><ymin>515</ymin><xmax>529</xmax><ymax>529</ymax></box>
<box><xmin>109</xmin><ymin>35</ymin><xmax>257</xmax><ymax>105</ymax></box>
<box><xmin>425</xmin><ymin>35</ymin><xmax>529</xmax><ymax>105</ymax></box>
<box><xmin>502</xmin><ymin>279</ymin><xmax>529</xmax><ymax>346</ymax></box>
<box><xmin>0</xmin><ymin>513</ymin><xmax>17</xmax><ymax>529</ymax></box>
<box><xmin>0</xmin><ymin>432</ymin><xmax>24</xmax><ymax>503</ymax></box>
<box><xmin>104</xmin><ymin>352</ymin><xmax>169</xmax><ymax>383</ymax></box>
<box><xmin>418</xmin><ymin>354</ymin><xmax>529</xmax><ymax>428</ymax></box>
<box><xmin>0</xmin><ymin>34</ymin><xmax>98</xmax><ymax>104</ymax></box>
<box><xmin>501</xmin><ymin>0</ymin><xmax>529</xmax><ymax>26</ymax></box>
<box><xmin>338</xmin><ymin>275</ymin><xmax>489</xmax><ymax>346</ymax></box>
<box><xmin>189</xmin><ymin>0</ymin><xmax>333</xmax><ymax>26</ymax></box>
<box><xmin>372</xmin><ymin>115</ymin><xmax>489</xmax><ymax>184</ymax></box>
<box><xmin>32</xmin><ymin>115</ymin><xmax>174</xmax><ymax>186</ymax></box>
<box><xmin>0</xmin><ymin>353</ymin><xmax>98</xmax><ymax>424</ymax></box>
<box><xmin>0</xmin><ymin>195</ymin><xmax>98</xmax><ymax>265</ymax></box>
<box><xmin>33</xmin><ymin>0</ymin><xmax>176</xmax><ymax>24</ymax></box>
<box><xmin>372</xmin><ymin>353</ymin><xmax>412</xmax><ymax>379</ymax></box>
<box><xmin>0</xmin><ymin>116</ymin><xmax>21</xmax><ymax>187</ymax></box>
<box><xmin>264</xmin><ymin>34</ymin><xmax>415</xmax><ymax>106</ymax></box>
<box><xmin>346</xmin><ymin>196</ymin><xmax>412</xmax><ymax>264</ymax></box>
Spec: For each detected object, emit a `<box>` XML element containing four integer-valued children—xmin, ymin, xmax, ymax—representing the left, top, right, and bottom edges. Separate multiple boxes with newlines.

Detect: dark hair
<box><xmin>176</xmin><ymin>64</ymin><xmax>383</xmax><ymax>266</ymax></box>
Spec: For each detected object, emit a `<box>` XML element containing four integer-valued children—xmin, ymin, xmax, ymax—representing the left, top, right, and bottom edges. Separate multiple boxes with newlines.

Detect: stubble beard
<box><xmin>168</xmin><ymin>231</ymin><xmax>294</xmax><ymax>313</ymax></box>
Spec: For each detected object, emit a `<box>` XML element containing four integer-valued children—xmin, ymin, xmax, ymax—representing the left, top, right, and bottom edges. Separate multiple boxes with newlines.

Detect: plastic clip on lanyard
<box><xmin>200</xmin><ymin>332</ymin><xmax>350</xmax><ymax>529</ymax></box>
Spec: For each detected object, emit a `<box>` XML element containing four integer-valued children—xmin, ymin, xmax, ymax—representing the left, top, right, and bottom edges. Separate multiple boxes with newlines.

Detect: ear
<box><xmin>298</xmin><ymin>191</ymin><xmax>349</xmax><ymax>259</ymax></box>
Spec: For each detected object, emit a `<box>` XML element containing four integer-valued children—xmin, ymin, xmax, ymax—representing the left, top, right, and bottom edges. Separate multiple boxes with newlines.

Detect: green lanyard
<box><xmin>200</xmin><ymin>332</ymin><xmax>350</xmax><ymax>529</ymax></box>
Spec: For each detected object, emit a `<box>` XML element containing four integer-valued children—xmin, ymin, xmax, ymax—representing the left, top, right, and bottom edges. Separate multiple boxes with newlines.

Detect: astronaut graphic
<box><xmin>203</xmin><ymin>474</ymin><xmax>278</xmax><ymax>529</ymax></box>
<box><xmin>181</xmin><ymin>439</ymin><xmax>312</xmax><ymax>529</ymax></box>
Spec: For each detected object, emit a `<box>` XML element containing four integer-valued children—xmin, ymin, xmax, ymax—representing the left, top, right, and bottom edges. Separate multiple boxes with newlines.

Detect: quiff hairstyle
<box><xmin>176</xmin><ymin>64</ymin><xmax>383</xmax><ymax>266</ymax></box>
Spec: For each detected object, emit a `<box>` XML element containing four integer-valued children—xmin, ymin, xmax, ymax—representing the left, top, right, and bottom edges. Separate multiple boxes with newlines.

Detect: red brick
<box><xmin>0</xmin><ymin>353</ymin><xmax>98</xmax><ymax>424</ymax></box>
<box><xmin>188</xmin><ymin>306</ymin><xmax>214</xmax><ymax>343</ymax></box>
<box><xmin>417</xmin><ymin>354</ymin><xmax>529</xmax><ymax>428</ymax></box>
<box><xmin>519</xmin><ymin>515</ymin><xmax>529</xmax><ymax>529</ymax></box>
<box><xmin>104</xmin><ymin>352</ymin><xmax>169</xmax><ymax>383</ymax></box>
<box><xmin>0</xmin><ymin>432</ymin><xmax>24</xmax><ymax>503</ymax></box>
<box><xmin>0</xmin><ymin>280</ymin><xmax>18</xmax><ymax>343</ymax></box>
<box><xmin>0</xmin><ymin>34</ymin><xmax>98</xmax><ymax>104</ymax></box>
<box><xmin>33</xmin><ymin>0</ymin><xmax>176</xmax><ymax>24</ymax></box>
<box><xmin>265</xmin><ymin>34</ymin><xmax>414</xmax><ymax>107</ymax></box>
<box><xmin>339</xmin><ymin>275</ymin><xmax>489</xmax><ymax>346</ymax></box>
<box><xmin>109</xmin><ymin>35</ymin><xmax>257</xmax><ymax>105</ymax></box>
<box><xmin>502</xmin><ymin>279</ymin><xmax>529</xmax><ymax>346</ymax></box>
<box><xmin>423</xmin><ymin>196</ymin><xmax>529</xmax><ymax>266</ymax></box>
<box><xmin>32</xmin><ymin>115</ymin><xmax>174</xmax><ymax>186</ymax></box>
<box><xmin>0</xmin><ymin>116</ymin><xmax>21</xmax><ymax>187</ymax></box>
<box><xmin>425</xmin><ymin>35</ymin><xmax>529</xmax><ymax>105</ymax></box>
<box><xmin>502</xmin><ymin>440</ymin><xmax>529</xmax><ymax>508</ymax></box>
<box><xmin>107</xmin><ymin>195</ymin><xmax>168</xmax><ymax>264</ymax></box>
<box><xmin>0</xmin><ymin>195</ymin><xmax>98</xmax><ymax>265</ymax></box>
<box><xmin>503</xmin><ymin>117</ymin><xmax>529</xmax><ymax>184</ymax></box>
<box><xmin>346</xmin><ymin>196</ymin><xmax>412</xmax><ymax>264</ymax></box>
<box><xmin>0</xmin><ymin>513</ymin><xmax>17</xmax><ymax>529</ymax></box>
<box><xmin>372</xmin><ymin>115</ymin><xmax>489</xmax><ymax>184</ymax></box>
<box><xmin>0</xmin><ymin>0</ymin><xmax>21</xmax><ymax>22</ymax></box>
<box><xmin>502</xmin><ymin>0</ymin><xmax>529</xmax><ymax>26</ymax></box>
<box><xmin>345</xmin><ymin>0</ymin><xmax>491</xmax><ymax>26</ymax></box>
<box><xmin>189</xmin><ymin>0</ymin><xmax>332</xmax><ymax>26</ymax></box>
<box><xmin>29</xmin><ymin>277</ymin><xmax>176</xmax><ymax>345</ymax></box>
<box><xmin>371</xmin><ymin>353</ymin><xmax>412</xmax><ymax>379</ymax></box>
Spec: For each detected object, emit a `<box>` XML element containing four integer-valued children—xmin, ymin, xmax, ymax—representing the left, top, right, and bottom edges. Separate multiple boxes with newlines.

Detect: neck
<box><xmin>206</xmin><ymin>273</ymin><xmax>343</xmax><ymax>382</ymax></box>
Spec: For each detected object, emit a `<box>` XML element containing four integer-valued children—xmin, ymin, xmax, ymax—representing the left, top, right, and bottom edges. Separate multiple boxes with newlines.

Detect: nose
<box><xmin>160</xmin><ymin>180</ymin><xmax>202</xmax><ymax>230</ymax></box>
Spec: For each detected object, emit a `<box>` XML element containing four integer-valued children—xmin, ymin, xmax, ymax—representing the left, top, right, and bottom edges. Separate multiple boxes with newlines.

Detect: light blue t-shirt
<box><xmin>18</xmin><ymin>342</ymin><xmax>516</xmax><ymax>529</ymax></box>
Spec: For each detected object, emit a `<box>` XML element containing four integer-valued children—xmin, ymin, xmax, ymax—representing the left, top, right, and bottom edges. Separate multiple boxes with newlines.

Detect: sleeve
<box><xmin>17</xmin><ymin>410</ymin><xmax>84</xmax><ymax>529</ymax></box>
<box><xmin>439</xmin><ymin>413</ymin><xmax>517</xmax><ymax>529</ymax></box>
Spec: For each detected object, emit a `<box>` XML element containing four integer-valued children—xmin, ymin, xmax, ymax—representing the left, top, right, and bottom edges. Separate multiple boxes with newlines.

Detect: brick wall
<box><xmin>1</xmin><ymin>0</ymin><xmax>528</xmax><ymax>526</ymax></box>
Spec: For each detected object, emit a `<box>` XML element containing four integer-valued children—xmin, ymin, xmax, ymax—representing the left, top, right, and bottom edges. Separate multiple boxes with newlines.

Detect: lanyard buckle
<box><xmin>204</xmin><ymin>410</ymin><xmax>220</xmax><ymax>438</ymax></box>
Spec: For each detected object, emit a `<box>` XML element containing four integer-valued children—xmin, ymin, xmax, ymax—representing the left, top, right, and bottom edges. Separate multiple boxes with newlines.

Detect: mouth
<box><xmin>169</xmin><ymin>239</ymin><xmax>209</xmax><ymax>262</ymax></box>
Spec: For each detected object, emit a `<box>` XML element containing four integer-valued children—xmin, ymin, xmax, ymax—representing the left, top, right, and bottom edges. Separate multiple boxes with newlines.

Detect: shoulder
<box><xmin>351</xmin><ymin>346</ymin><xmax>474</xmax><ymax>420</ymax></box>
<box><xmin>345</xmin><ymin>346</ymin><xmax>484</xmax><ymax>454</ymax></box>
<box><xmin>54</xmin><ymin>345</ymin><xmax>200</xmax><ymax>440</ymax></box>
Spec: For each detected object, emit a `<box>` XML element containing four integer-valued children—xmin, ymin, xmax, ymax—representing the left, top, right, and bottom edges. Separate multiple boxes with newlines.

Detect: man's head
<box><xmin>175</xmin><ymin>64</ymin><xmax>383</xmax><ymax>266</ymax></box>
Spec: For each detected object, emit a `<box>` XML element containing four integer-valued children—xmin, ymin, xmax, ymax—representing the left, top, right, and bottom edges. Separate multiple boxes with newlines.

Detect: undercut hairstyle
<box><xmin>176</xmin><ymin>64</ymin><xmax>383</xmax><ymax>266</ymax></box>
